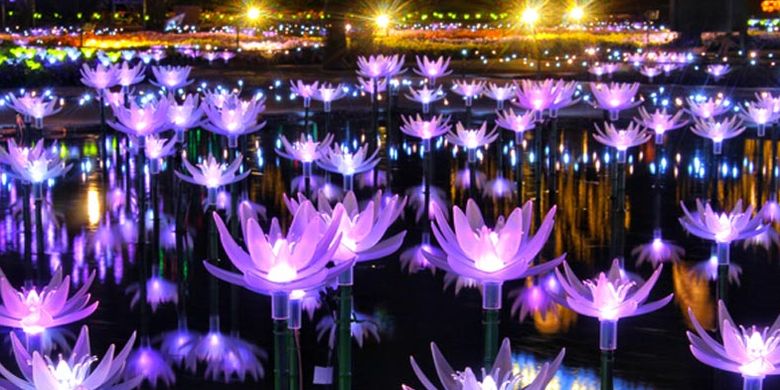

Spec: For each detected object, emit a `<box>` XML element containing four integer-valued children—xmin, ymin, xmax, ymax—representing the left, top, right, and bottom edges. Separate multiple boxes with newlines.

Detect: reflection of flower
<box><xmin>692</xmin><ymin>255</ymin><xmax>742</xmax><ymax>285</ymax></box>
<box><xmin>554</xmin><ymin>259</ymin><xmax>671</xmax><ymax>321</ymax></box>
<box><xmin>404</xmin><ymin>337</ymin><xmax>564</xmax><ymax>390</ymax></box>
<box><xmin>405</xmin><ymin>184</ymin><xmax>448</xmax><ymax>222</ymax></box>
<box><xmin>316</xmin><ymin>311</ymin><xmax>381</xmax><ymax>349</ymax></box>
<box><xmin>0</xmin><ymin>325</ymin><xmax>141</xmax><ymax>389</ymax></box>
<box><xmin>688</xmin><ymin>301</ymin><xmax>780</xmax><ymax>381</ymax></box>
<box><xmin>508</xmin><ymin>276</ymin><xmax>558</xmax><ymax>321</ymax></box>
<box><xmin>124</xmin><ymin>346</ymin><xmax>176</xmax><ymax>388</ymax></box>
<box><xmin>126</xmin><ymin>276</ymin><xmax>178</xmax><ymax>312</ymax></box>
<box><xmin>705</xmin><ymin>64</ymin><xmax>731</xmax><ymax>79</ymax></box>
<box><xmin>679</xmin><ymin>199</ymin><xmax>765</xmax><ymax>244</ymax></box>
<box><xmin>0</xmin><ymin>268</ymin><xmax>98</xmax><ymax>334</ymax></box>
<box><xmin>632</xmin><ymin>236</ymin><xmax>685</xmax><ymax>267</ymax></box>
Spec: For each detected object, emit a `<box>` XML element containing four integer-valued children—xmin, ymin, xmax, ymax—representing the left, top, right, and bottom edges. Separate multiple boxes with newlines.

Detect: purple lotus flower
<box><xmin>151</xmin><ymin>65</ymin><xmax>193</xmax><ymax>90</ymax></box>
<box><xmin>688</xmin><ymin>301</ymin><xmax>780</xmax><ymax>384</ymax></box>
<box><xmin>447</xmin><ymin>122</ymin><xmax>499</xmax><ymax>151</ymax></box>
<box><xmin>414</xmin><ymin>55</ymin><xmax>452</xmax><ymax>84</ymax></box>
<box><xmin>289</xmin><ymin>80</ymin><xmax>320</xmax><ymax>109</ymax></box>
<box><xmin>316</xmin><ymin>143</ymin><xmax>380</xmax><ymax>188</ymax></box>
<box><xmin>554</xmin><ymin>259</ymin><xmax>672</xmax><ymax>322</ymax></box>
<box><xmin>201</xmin><ymin>94</ymin><xmax>266</xmax><ymax>147</ymax></box>
<box><xmin>428</xmin><ymin>199</ymin><xmax>562</xmax><ymax>309</ymax></box>
<box><xmin>452</xmin><ymin>80</ymin><xmax>486</xmax><ymax>107</ymax></box>
<box><xmin>0</xmin><ymin>268</ymin><xmax>98</xmax><ymax>334</ymax></box>
<box><xmin>590</xmin><ymin>82</ymin><xmax>641</xmax><ymax>120</ymax></box>
<box><xmin>632</xmin><ymin>234</ymin><xmax>685</xmax><ymax>267</ymax></box>
<box><xmin>513</xmin><ymin>79</ymin><xmax>558</xmax><ymax>119</ymax></box>
<box><xmin>484</xmin><ymin>83</ymin><xmax>514</xmax><ymax>110</ymax></box>
<box><xmin>495</xmin><ymin>108</ymin><xmax>536</xmax><ymax>140</ymax></box>
<box><xmin>404</xmin><ymin>337</ymin><xmax>564</xmax><ymax>390</ymax></box>
<box><xmin>204</xmin><ymin>201</ymin><xmax>349</xmax><ymax>318</ymax></box>
<box><xmin>405</xmin><ymin>85</ymin><xmax>445</xmax><ymax>114</ymax></box>
<box><xmin>508</xmin><ymin>276</ymin><xmax>558</xmax><ymax>321</ymax></box>
<box><xmin>740</xmin><ymin>100</ymin><xmax>778</xmax><ymax>137</ymax></box>
<box><xmin>124</xmin><ymin>345</ymin><xmax>176</xmax><ymax>388</ymax></box>
<box><xmin>640</xmin><ymin>65</ymin><xmax>662</xmax><ymax>82</ymax></box>
<box><xmin>357</xmin><ymin>54</ymin><xmax>404</xmax><ymax>79</ymax></box>
<box><xmin>690</xmin><ymin>115</ymin><xmax>746</xmax><ymax>154</ymax></box>
<box><xmin>276</xmin><ymin>133</ymin><xmax>335</xmax><ymax>164</ymax></box>
<box><xmin>357</xmin><ymin>77</ymin><xmax>387</xmax><ymax>95</ymax></box>
<box><xmin>167</xmin><ymin>94</ymin><xmax>204</xmax><ymax>141</ymax></box>
<box><xmin>144</xmin><ymin>135</ymin><xmax>176</xmax><ymax>173</ymax></box>
<box><xmin>176</xmin><ymin>153</ymin><xmax>249</xmax><ymax>192</ymax></box>
<box><xmin>108</xmin><ymin>98</ymin><xmax>170</xmax><ymax>139</ymax></box>
<box><xmin>220</xmin><ymin>51</ymin><xmax>235</xmax><ymax>63</ymax></box>
<box><xmin>589</xmin><ymin>63</ymin><xmax>620</xmax><ymax>80</ymax></box>
<box><xmin>0</xmin><ymin>325</ymin><xmax>141</xmax><ymax>389</ymax></box>
<box><xmin>125</xmin><ymin>276</ymin><xmax>178</xmax><ymax>312</ymax></box>
<box><xmin>636</xmin><ymin>107</ymin><xmax>688</xmax><ymax>144</ymax></box>
<box><xmin>686</xmin><ymin>97</ymin><xmax>730</xmax><ymax>119</ymax></box>
<box><xmin>312</xmin><ymin>83</ymin><xmax>347</xmax><ymax>112</ymax></box>
<box><xmin>593</xmin><ymin>121</ymin><xmax>651</xmax><ymax>162</ymax></box>
<box><xmin>0</xmin><ymin>139</ymin><xmax>71</xmax><ymax>184</ymax></box>
<box><xmin>400</xmin><ymin>114</ymin><xmax>451</xmax><ymax>141</ymax></box>
<box><xmin>80</xmin><ymin>63</ymin><xmax>119</xmax><ymax>91</ymax></box>
<box><xmin>549</xmin><ymin>79</ymin><xmax>580</xmax><ymax>117</ymax></box>
<box><xmin>679</xmin><ymin>199</ymin><xmax>766</xmax><ymax>244</ymax></box>
<box><xmin>7</xmin><ymin>92</ymin><xmax>62</xmax><ymax>129</ymax></box>
<box><xmin>706</xmin><ymin>64</ymin><xmax>731</xmax><ymax>80</ymax></box>
<box><xmin>116</xmin><ymin>61</ymin><xmax>145</xmax><ymax>89</ymax></box>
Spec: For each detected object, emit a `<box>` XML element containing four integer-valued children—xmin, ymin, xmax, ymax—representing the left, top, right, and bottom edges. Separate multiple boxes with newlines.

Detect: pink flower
<box><xmin>413</xmin><ymin>55</ymin><xmax>452</xmax><ymax>83</ymax></box>
<box><xmin>589</xmin><ymin>82</ymin><xmax>641</xmax><ymax>120</ymax></box>
<box><xmin>151</xmin><ymin>65</ymin><xmax>193</xmax><ymax>90</ymax></box>
<box><xmin>400</xmin><ymin>114</ymin><xmax>451</xmax><ymax>140</ymax></box>
<box><xmin>679</xmin><ymin>199</ymin><xmax>766</xmax><ymax>244</ymax></box>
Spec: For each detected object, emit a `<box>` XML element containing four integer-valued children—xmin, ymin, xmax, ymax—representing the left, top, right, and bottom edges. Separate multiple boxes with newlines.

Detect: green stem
<box><xmin>600</xmin><ymin>350</ymin><xmax>614</xmax><ymax>390</ymax></box>
<box><xmin>274</xmin><ymin>319</ymin><xmax>289</xmax><ymax>390</ymax></box>
<box><xmin>288</xmin><ymin>329</ymin><xmax>299</xmax><ymax>390</ymax></box>
<box><xmin>483</xmin><ymin>308</ymin><xmax>499</xmax><ymax>369</ymax></box>
<box><xmin>338</xmin><ymin>285</ymin><xmax>353</xmax><ymax>390</ymax></box>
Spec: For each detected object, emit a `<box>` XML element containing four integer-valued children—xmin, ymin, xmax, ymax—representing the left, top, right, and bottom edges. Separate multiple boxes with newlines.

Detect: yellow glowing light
<box><xmin>569</xmin><ymin>5</ymin><xmax>585</xmax><ymax>21</ymax></box>
<box><xmin>87</xmin><ymin>188</ymin><xmax>101</xmax><ymax>226</ymax></box>
<box><xmin>375</xmin><ymin>13</ymin><xmax>390</xmax><ymax>29</ymax></box>
<box><xmin>247</xmin><ymin>6</ymin><xmax>262</xmax><ymax>21</ymax></box>
<box><xmin>520</xmin><ymin>7</ymin><xmax>539</xmax><ymax>26</ymax></box>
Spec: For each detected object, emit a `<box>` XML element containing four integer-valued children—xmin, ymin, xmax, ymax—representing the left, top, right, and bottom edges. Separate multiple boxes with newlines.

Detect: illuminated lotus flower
<box><xmin>202</xmin><ymin>94</ymin><xmax>266</xmax><ymax>147</ymax></box>
<box><xmin>495</xmin><ymin>108</ymin><xmax>536</xmax><ymax>139</ymax></box>
<box><xmin>513</xmin><ymin>79</ymin><xmax>558</xmax><ymax>119</ymax></box>
<box><xmin>184</xmin><ymin>329</ymin><xmax>266</xmax><ymax>383</ymax></box>
<box><xmin>400</xmin><ymin>114</ymin><xmax>451</xmax><ymax>141</ymax></box>
<box><xmin>414</xmin><ymin>55</ymin><xmax>452</xmax><ymax>84</ymax></box>
<box><xmin>661</xmin><ymin>62</ymin><xmax>679</xmax><ymax>75</ymax></box>
<box><xmin>312</xmin><ymin>83</ymin><xmax>347</xmax><ymax>112</ymax></box>
<box><xmin>316</xmin><ymin>310</ymin><xmax>381</xmax><ymax>349</ymax></box>
<box><xmin>0</xmin><ymin>268</ymin><xmax>98</xmax><ymax>334</ymax></box>
<box><xmin>589</xmin><ymin>82</ymin><xmax>641</xmax><ymax>121</ymax></box>
<box><xmin>593</xmin><ymin>121</ymin><xmax>651</xmax><ymax>162</ymax></box>
<box><xmin>317</xmin><ymin>143</ymin><xmax>380</xmax><ymax>179</ymax></box>
<box><xmin>455</xmin><ymin>167</ymin><xmax>486</xmax><ymax>190</ymax></box>
<box><xmin>289</xmin><ymin>80</ymin><xmax>320</xmax><ymax>109</ymax></box>
<box><xmin>80</xmin><ymin>63</ymin><xmax>119</xmax><ymax>91</ymax></box>
<box><xmin>428</xmin><ymin>199</ymin><xmax>562</xmax><ymax>309</ymax></box>
<box><xmin>635</xmin><ymin>107</ymin><xmax>688</xmax><ymax>144</ymax></box>
<box><xmin>151</xmin><ymin>65</ymin><xmax>193</xmax><ymax>90</ymax></box>
<box><xmin>686</xmin><ymin>97</ymin><xmax>730</xmax><ymax>119</ymax></box>
<box><xmin>105</xmin><ymin>91</ymin><xmax>125</xmax><ymax>108</ymax></box>
<box><xmin>706</xmin><ymin>64</ymin><xmax>731</xmax><ymax>80</ymax></box>
<box><xmin>688</xmin><ymin>301</ymin><xmax>780</xmax><ymax>385</ymax></box>
<box><xmin>166</xmin><ymin>94</ymin><xmax>204</xmax><ymax>142</ymax></box>
<box><xmin>220</xmin><ymin>51</ymin><xmax>235</xmax><ymax>63</ymax></box>
<box><xmin>483</xmin><ymin>176</ymin><xmax>513</xmax><ymax>200</ymax></box>
<box><xmin>204</xmin><ymin>201</ymin><xmax>349</xmax><ymax>304</ymax></box>
<box><xmin>405</xmin><ymin>85</ymin><xmax>445</xmax><ymax>114</ymax></box>
<box><xmin>404</xmin><ymin>337</ymin><xmax>564</xmax><ymax>390</ymax></box>
<box><xmin>743</xmin><ymin>228</ymin><xmax>780</xmax><ymax>250</ymax></box>
<box><xmin>508</xmin><ymin>275</ymin><xmax>558</xmax><ymax>321</ymax></box>
<box><xmin>549</xmin><ymin>79</ymin><xmax>580</xmax><ymax>117</ymax></box>
<box><xmin>589</xmin><ymin>63</ymin><xmax>620</xmax><ymax>80</ymax></box>
<box><xmin>277</xmin><ymin>133</ymin><xmax>335</xmax><ymax>164</ymax></box>
<box><xmin>761</xmin><ymin>198</ymin><xmax>780</xmax><ymax>223</ymax></box>
<box><xmin>7</xmin><ymin>92</ymin><xmax>62</xmax><ymax>128</ymax></box>
<box><xmin>357</xmin><ymin>54</ymin><xmax>405</xmax><ymax>79</ymax></box>
<box><xmin>690</xmin><ymin>116</ymin><xmax>746</xmax><ymax>155</ymax></box>
<box><xmin>160</xmin><ymin>325</ymin><xmax>201</xmax><ymax>367</ymax></box>
<box><xmin>679</xmin><ymin>199</ymin><xmax>766</xmax><ymax>244</ymax></box>
<box><xmin>116</xmin><ymin>61</ymin><xmax>145</xmax><ymax>89</ymax></box>
<box><xmin>640</xmin><ymin>65</ymin><xmax>662</xmax><ymax>82</ymax></box>
<box><xmin>483</xmin><ymin>83</ymin><xmax>514</xmax><ymax>110</ymax></box>
<box><xmin>692</xmin><ymin>255</ymin><xmax>742</xmax><ymax>285</ymax></box>
<box><xmin>125</xmin><ymin>276</ymin><xmax>178</xmax><ymax>312</ymax></box>
<box><xmin>357</xmin><ymin>77</ymin><xmax>387</xmax><ymax>95</ymax></box>
<box><xmin>554</xmin><ymin>259</ymin><xmax>672</xmax><ymax>322</ymax></box>
<box><xmin>0</xmin><ymin>139</ymin><xmax>71</xmax><ymax>184</ymax></box>
<box><xmin>176</xmin><ymin>153</ymin><xmax>249</xmax><ymax>192</ymax></box>
<box><xmin>202</xmin><ymin>51</ymin><xmax>219</xmax><ymax>63</ymax></box>
<box><xmin>124</xmin><ymin>346</ymin><xmax>176</xmax><ymax>388</ymax></box>
<box><xmin>400</xmin><ymin>238</ymin><xmax>438</xmax><ymax>274</ymax></box>
<box><xmin>108</xmin><ymin>98</ymin><xmax>170</xmax><ymax>139</ymax></box>
<box><xmin>452</xmin><ymin>80</ymin><xmax>486</xmax><ymax>107</ymax></box>
<box><xmin>285</xmin><ymin>190</ymin><xmax>407</xmax><ymax>262</ymax></box>
<box><xmin>632</xmin><ymin>234</ymin><xmax>685</xmax><ymax>267</ymax></box>
<box><xmin>446</xmin><ymin>122</ymin><xmax>499</xmax><ymax>151</ymax></box>
<box><xmin>406</xmin><ymin>184</ymin><xmax>448</xmax><ymax>222</ymax></box>
<box><xmin>0</xmin><ymin>325</ymin><xmax>141</xmax><ymax>389</ymax></box>
<box><xmin>740</xmin><ymin>100</ymin><xmax>779</xmax><ymax>137</ymax></box>
<box><xmin>144</xmin><ymin>135</ymin><xmax>176</xmax><ymax>174</ymax></box>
